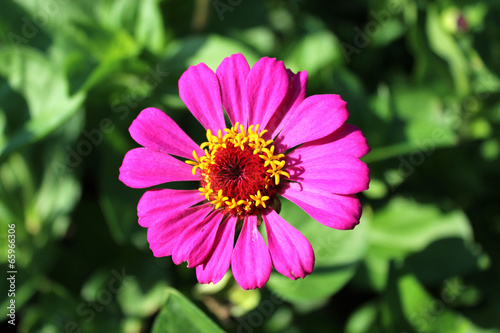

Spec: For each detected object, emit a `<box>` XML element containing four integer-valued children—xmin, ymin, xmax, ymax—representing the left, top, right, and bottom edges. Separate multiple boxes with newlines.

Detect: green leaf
<box><xmin>426</xmin><ymin>5</ymin><xmax>469</xmax><ymax>95</ymax></box>
<box><xmin>10</xmin><ymin>0</ymin><xmax>94</xmax><ymax>31</ymax></box>
<box><xmin>266</xmin><ymin>199</ymin><xmax>368</xmax><ymax>304</ymax></box>
<box><xmin>152</xmin><ymin>288</ymin><xmax>225</xmax><ymax>333</ymax></box>
<box><xmin>363</xmin><ymin>197</ymin><xmax>476</xmax><ymax>290</ymax></box>
<box><xmin>285</xmin><ymin>30</ymin><xmax>344</xmax><ymax>75</ymax></box>
<box><xmin>371</xmin><ymin>198</ymin><xmax>472</xmax><ymax>251</ymax></box>
<box><xmin>379</xmin><ymin>264</ymin><xmax>418</xmax><ymax>332</ymax></box>
<box><xmin>383</xmin><ymin>268</ymin><xmax>496</xmax><ymax>333</ymax></box>
<box><xmin>345</xmin><ymin>301</ymin><xmax>379</xmax><ymax>333</ymax></box>
<box><xmin>0</xmin><ymin>109</ymin><xmax>83</xmax><ymax>240</ymax></box>
<box><xmin>94</xmin><ymin>0</ymin><xmax>167</xmax><ymax>54</ymax></box>
<box><xmin>166</xmin><ymin>34</ymin><xmax>260</xmax><ymax>71</ymax></box>
<box><xmin>0</xmin><ymin>47</ymin><xmax>85</xmax><ymax>160</ymax></box>
<box><xmin>118</xmin><ymin>279</ymin><xmax>169</xmax><ymax>318</ymax></box>
<box><xmin>134</xmin><ymin>0</ymin><xmax>167</xmax><ymax>53</ymax></box>
<box><xmin>16</xmin><ymin>277</ymin><xmax>82</xmax><ymax>333</ymax></box>
<box><xmin>392</xmin><ymin>87</ymin><xmax>456</xmax><ymax>145</ymax></box>
<box><xmin>370</xmin><ymin>19</ymin><xmax>406</xmax><ymax>47</ymax></box>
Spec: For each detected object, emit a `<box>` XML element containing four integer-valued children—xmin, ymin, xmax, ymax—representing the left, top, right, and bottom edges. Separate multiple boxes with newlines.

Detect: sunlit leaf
<box><xmin>152</xmin><ymin>288</ymin><xmax>225</xmax><ymax>333</ymax></box>
<box><xmin>426</xmin><ymin>5</ymin><xmax>469</xmax><ymax>95</ymax></box>
<box><xmin>285</xmin><ymin>30</ymin><xmax>344</xmax><ymax>75</ymax></box>
<box><xmin>363</xmin><ymin>197</ymin><xmax>477</xmax><ymax>290</ymax></box>
<box><xmin>0</xmin><ymin>47</ymin><xmax>85</xmax><ymax>159</ymax></box>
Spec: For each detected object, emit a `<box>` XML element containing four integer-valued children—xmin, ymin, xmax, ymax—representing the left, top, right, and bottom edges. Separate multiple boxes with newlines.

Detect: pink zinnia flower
<box><xmin>119</xmin><ymin>54</ymin><xmax>370</xmax><ymax>290</ymax></box>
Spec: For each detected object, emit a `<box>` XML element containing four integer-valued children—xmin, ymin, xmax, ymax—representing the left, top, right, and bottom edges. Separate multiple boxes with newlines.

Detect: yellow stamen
<box><xmin>250</xmin><ymin>190</ymin><xmax>270</xmax><ymax>208</ymax></box>
<box><xmin>211</xmin><ymin>190</ymin><xmax>229</xmax><ymax>209</ymax></box>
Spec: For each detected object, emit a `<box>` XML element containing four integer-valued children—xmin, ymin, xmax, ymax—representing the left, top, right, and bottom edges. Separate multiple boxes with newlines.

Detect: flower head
<box><xmin>119</xmin><ymin>54</ymin><xmax>370</xmax><ymax>290</ymax></box>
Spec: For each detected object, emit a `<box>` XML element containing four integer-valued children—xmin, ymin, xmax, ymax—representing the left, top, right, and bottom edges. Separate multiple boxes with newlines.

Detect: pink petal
<box><xmin>286</xmin><ymin>152</ymin><xmax>370</xmax><ymax>195</ymax></box>
<box><xmin>281</xmin><ymin>182</ymin><xmax>362</xmax><ymax>230</ymax></box>
<box><xmin>245</xmin><ymin>57</ymin><xmax>289</xmax><ymax>128</ymax></box>
<box><xmin>216</xmin><ymin>54</ymin><xmax>250</xmax><ymax>126</ymax></box>
<box><xmin>276</xmin><ymin>94</ymin><xmax>349</xmax><ymax>150</ymax></box>
<box><xmin>147</xmin><ymin>204</ymin><xmax>213</xmax><ymax>257</ymax></box>
<box><xmin>178</xmin><ymin>63</ymin><xmax>226</xmax><ymax>133</ymax></box>
<box><xmin>172</xmin><ymin>211</ymin><xmax>224</xmax><ymax>268</ymax></box>
<box><xmin>196</xmin><ymin>216</ymin><xmax>237</xmax><ymax>284</ymax></box>
<box><xmin>129</xmin><ymin>107</ymin><xmax>203</xmax><ymax>159</ymax></box>
<box><xmin>119</xmin><ymin>148</ymin><xmax>199</xmax><ymax>188</ymax></box>
<box><xmin>231</xmin><ymin>215</ymin><xmax>272</xmax><ymax>290</ymax></box>
<box><xmin>137</xmin><ymin>189</ymin><xmax>204</xmax><ymax>228</ymax></box>
<box><xmin>267</xmin><ymin>70</ymin><xmax>308</xmax><ymax>138</ymax></box>
<box><xmin>297</xmin><ymin>124</ymin><xmax>370</xmax><ymax>159</ymax></box>
<box><xmin>263</xmin><ymin>209</ymin><xmax>314</xmax><ymax>280</ymax></box>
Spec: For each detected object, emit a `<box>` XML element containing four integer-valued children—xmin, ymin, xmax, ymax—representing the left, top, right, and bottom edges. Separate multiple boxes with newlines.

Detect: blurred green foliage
<box><xmin>1</xmin><ymin>0</ymin><xmax>500</xmax><ymax>332</ymax></box>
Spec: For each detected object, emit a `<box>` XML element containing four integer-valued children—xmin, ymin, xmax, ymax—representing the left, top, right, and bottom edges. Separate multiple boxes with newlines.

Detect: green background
<box><xmin>1</xmin><ymin>0</ymin><xmax>499</xmax><ymax>332</ymax></box>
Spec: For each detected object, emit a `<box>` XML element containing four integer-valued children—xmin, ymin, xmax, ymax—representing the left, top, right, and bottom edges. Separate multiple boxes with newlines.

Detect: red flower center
<box><xmin>186</xmin><ymin>123</ymin><xmax>289</xmax><ymax>216</ymax></box>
